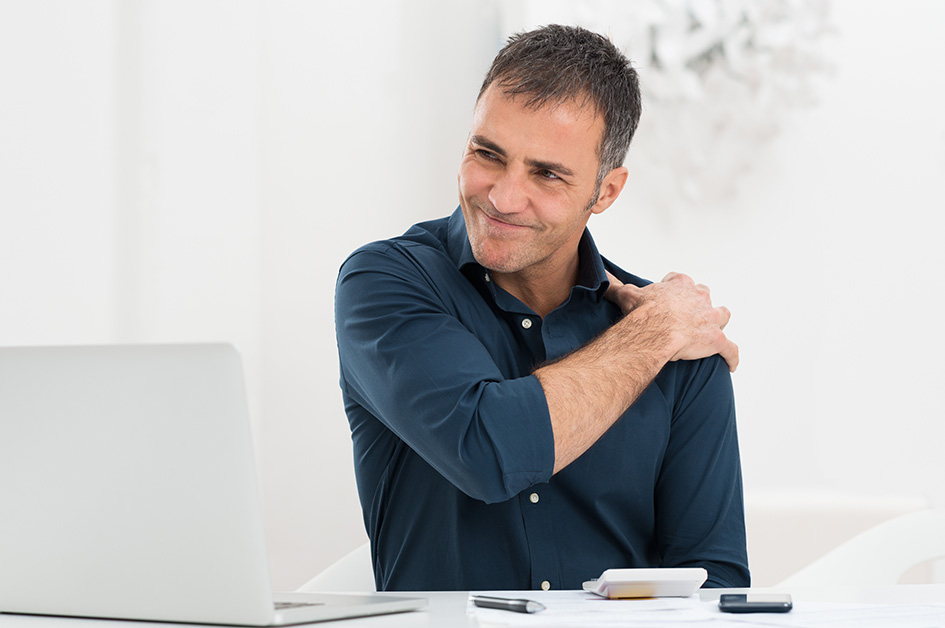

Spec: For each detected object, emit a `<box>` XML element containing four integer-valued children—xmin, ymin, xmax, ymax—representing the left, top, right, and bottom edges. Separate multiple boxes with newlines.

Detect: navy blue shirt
<box><xmin>334</xmin><ymin>208</ymin><xmax>750</xmax><ymax>591</ymax></box>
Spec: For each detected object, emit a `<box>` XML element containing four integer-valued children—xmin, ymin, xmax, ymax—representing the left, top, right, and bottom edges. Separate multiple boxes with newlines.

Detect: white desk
<box><xmin>699</xmin><ymin>583</ymin><xmax>945</xmax><ymax>605</ymax></box>
<box><xmin>1</xmin><ymin>585</ymin><xmax>943</xmax><ymax>628</ymax></box>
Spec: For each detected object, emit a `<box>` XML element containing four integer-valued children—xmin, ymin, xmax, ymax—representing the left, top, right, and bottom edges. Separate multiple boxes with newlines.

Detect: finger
<box><xmin>604</xmin><ymin>279</ymin><xmax>645</xmax><ymax>313</ymax></box>
<box><xmin>606</xmin><ymin>284</ymin><xmax>645</xmax><ymax>310</ymax></box>
<box><xmin>604</xmin><ymin>270</ymin><xmax>624</xmax><ymax>288</ymax></box>
<box><xmin>695</xmin><ymin>283</ymin><xmax>710</xmax><ymax>295</ymax></box>
<box><xmin>662</xmin><ymin>272</ymin><xmax>693</xmax><ymax>285</ymax></box>
<box><xmin>720</xmin><ymin>340</ymin><xmax>739</xmax><ymax>372</ymax></box>
<box><xmin>603</xmin><ymin>271</ymin><xmax>623</xmax><ymax>302</ymax></box>
<box><xmin>716</xmin><ymin>305</ymin><xmax>731</xmax><ymax>330</ymax></box>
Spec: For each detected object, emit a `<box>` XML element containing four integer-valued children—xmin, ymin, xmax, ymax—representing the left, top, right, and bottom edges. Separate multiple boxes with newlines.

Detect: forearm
<box><xmin>535</xmin><ymin>301</ymin><xmax>678</xmax><ymax>473</ymax></box>
<box><xmin>535</xmin><ymin>270</ymin><xmax>739</xmax><ymax>474</ymax></box>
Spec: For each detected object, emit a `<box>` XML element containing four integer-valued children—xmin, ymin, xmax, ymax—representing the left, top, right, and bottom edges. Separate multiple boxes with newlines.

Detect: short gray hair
<box><xmin>478</xmin><ymin>24</ymin><xmax>642</xmax><ymax>182</ymax></box>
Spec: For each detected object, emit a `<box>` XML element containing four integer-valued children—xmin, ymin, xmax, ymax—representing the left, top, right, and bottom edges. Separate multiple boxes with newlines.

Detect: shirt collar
<box><xmin>447</xmin><ymin>206</ymin><xmax>610</xmax><ymax>301</ymax></box>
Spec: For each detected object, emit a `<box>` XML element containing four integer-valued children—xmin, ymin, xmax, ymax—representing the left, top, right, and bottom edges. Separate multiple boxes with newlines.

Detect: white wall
<box><xmin>591</xmin><ymin>1</ymin><xmax>945</xmax><ymax>500</ymax></box>
<box><xmin>1</xmin><ymin>0</ymin><xmax>942</xmax><ymax>589</ymax></box>
<box><xmin>255</xmin><ymin>0</ymin><xmax>500</xmax><ymax>589</ymax></box>
<box><xmin>1</xmin><ymin>2</ymin><xmax>118</xmax><ymax>344</ymax></box>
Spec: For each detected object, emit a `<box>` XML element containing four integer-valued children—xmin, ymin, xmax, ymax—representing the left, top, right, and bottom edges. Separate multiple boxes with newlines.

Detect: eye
<box><xmin>537</xmin><ymin>169</ymin><xmax>561</xmax><ymax>180</ymax></box>
<box><xmin>476</xmin><ymin>149</ymin><xmax>500</xmax><ymax>161</ymax></box>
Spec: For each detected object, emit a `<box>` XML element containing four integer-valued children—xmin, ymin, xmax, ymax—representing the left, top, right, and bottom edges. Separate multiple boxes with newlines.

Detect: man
<box><xmin>334</xmin><ymin>25</ymin><xmax>749</xmax><ymax>591</ymax></box>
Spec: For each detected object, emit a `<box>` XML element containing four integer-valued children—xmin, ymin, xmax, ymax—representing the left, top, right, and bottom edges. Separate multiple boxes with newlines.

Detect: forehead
<box><xmin>471</xmin><ymin>85</ymin><xmax>604</xmax><ymax>167</ymax></box>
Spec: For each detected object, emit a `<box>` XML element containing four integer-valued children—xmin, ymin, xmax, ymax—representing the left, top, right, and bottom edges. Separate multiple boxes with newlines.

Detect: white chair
<box><xmin>296</xmin><ymin>542</ymin><xmax>376</xmax><ymax>593</ymax></box>
<box><xmin>779</xmin><ymin>508</ymin><xmax>945</xmax><ymax>587</ymax></box>
<box><xmin>744</xmin><ymin>489</ymin><xmax>930</xmax><ymax>585</ymax></box>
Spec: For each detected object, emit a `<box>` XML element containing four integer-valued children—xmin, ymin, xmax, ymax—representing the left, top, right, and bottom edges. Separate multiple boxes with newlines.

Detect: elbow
<box><xmin>462</xmin><ymin>485</ymin><xmax>515</xmax><ymax>505</ymax></box>
<box><xmin>445</xmin><ymin>379</ymin><xmax>554</xmax><ymax>503</ymax></box>
<box><xmin>444</xmin><ymin>462</ymin><xmax>539</xmax><ymax>505</ymax></box>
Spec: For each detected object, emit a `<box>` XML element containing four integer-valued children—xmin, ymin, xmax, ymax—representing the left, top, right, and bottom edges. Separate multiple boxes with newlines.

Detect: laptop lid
<box><xmin>0</xmin><ymin>344</ymin><xmax>423</xmax><ymax>625</ymax></box>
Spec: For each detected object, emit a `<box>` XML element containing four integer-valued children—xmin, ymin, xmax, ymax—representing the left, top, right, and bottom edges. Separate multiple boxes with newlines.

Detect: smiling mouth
<box><xmin>480</xmin><ymin>209</ymin><xmax>531</xmax><ymax>231</ymax></box>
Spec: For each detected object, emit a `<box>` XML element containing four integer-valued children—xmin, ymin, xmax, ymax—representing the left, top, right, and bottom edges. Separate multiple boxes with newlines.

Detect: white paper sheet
<box><xmin>470</xmin><ymin>591</ymin><xmax>713</xmax><ymax>626</ymax></box>
<box><xmin>468</xmin><ymin>591</ymin><xmax>945</xmax><ymax>628</ymax></box>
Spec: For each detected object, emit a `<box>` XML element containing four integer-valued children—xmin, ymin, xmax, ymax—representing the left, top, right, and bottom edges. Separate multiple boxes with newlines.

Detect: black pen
<box><xmin>471</xmin><ymin>595</ymin><xmax>546</xmax><ymax>614</ymax></box>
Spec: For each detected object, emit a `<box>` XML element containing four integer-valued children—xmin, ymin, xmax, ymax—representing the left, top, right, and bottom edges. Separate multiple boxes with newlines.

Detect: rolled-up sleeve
<box><xmin>335</xmin><ymin>244</ymin><xmax>555</xmax><ymax>503</ymax></box>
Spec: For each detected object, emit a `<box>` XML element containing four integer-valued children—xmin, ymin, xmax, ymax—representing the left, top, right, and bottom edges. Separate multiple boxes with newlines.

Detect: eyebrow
<box><xmin>470</xmin><ymin>134</ymin><xmax>575</xmax><ymax>178</ymax></box>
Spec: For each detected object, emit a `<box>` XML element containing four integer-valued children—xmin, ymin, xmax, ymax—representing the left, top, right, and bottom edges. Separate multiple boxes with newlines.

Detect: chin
<box><xmin>473</xmin><ymin>248</ymin><xmax>529</xmax><ymax>275</ymax></box>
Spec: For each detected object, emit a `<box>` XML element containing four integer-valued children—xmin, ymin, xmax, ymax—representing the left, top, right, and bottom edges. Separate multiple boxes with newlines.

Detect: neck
<box><xmin>492</xmin><ymin>254</ymin><xmax>580</xmax><ymax>318</ymax></box>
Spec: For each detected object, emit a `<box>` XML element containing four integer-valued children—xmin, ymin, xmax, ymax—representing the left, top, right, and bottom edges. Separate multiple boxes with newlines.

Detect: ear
<box><xmin>589</xmin><ymin>166</ymin><xmax>628</xmax><ymax>215</ymax></box>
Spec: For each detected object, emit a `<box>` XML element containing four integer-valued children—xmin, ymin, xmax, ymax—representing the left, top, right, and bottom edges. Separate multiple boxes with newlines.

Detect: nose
<box><xmin>487</xmin><ymin>168</ymin><xmax>528</xmax><ymax>215</ymax></box>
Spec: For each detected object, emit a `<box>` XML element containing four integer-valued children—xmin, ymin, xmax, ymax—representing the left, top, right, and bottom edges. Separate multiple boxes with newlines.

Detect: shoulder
<box><xmin>339</xmin><ymin>216</ymin><xmax>454</xmax><ymax>280</ymax></box>
<box><xmin>656</xmin><ymin>355</ymin><xmax>735</xmax><ymax>425</ymax></box>
<box><xmin>336</xmin><ymin>215</ymin><xmax>484</xmax><ymax>318</ymax></box>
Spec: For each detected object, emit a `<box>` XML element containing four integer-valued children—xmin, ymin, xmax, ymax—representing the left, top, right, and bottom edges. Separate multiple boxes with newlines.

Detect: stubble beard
<box><xmin>463</xmin><ymin>180</ymin><xmax>602</xmax><ymax>275</ymax></box>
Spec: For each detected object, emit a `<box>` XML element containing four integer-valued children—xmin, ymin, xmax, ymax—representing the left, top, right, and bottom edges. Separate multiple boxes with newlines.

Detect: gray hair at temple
<box><xmin>477</xmin><ymin>24</ymin><xmax>642</xmax><ymax>183</ymax></box>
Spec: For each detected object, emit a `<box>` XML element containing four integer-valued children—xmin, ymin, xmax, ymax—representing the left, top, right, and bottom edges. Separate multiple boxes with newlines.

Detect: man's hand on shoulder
<box><xmin>605</xmin><ymin>271</ymin><xmax>739</xmax><ymax>372</ymax></box>
<box><xmin>536</xmin><ymin>270</ymin><xmax>739</xmax><ymax>474</ymax></box>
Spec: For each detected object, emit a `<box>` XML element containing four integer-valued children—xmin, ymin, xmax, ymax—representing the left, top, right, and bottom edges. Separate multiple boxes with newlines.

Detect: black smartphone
<box><xmin>719</xmin><ymin>593</ymin><xmax>793</xmax><ymax>613</ymax></box>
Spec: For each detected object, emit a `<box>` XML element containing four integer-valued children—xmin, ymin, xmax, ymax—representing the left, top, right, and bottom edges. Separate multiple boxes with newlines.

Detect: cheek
<box><xmin>458</xmin><ymin>161</ymin><xmax>493</xmax><ymax>199</ymax></box>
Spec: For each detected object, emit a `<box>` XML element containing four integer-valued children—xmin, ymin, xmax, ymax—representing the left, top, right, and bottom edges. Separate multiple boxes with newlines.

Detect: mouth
<box><xmin>479</xmin><ymin>208</ymin><xmax>531</xmax><ymax>232</ymax></box>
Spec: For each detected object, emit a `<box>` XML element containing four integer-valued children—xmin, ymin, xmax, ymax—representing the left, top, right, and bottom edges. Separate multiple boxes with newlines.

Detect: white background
<box><xmin>1</xmin><ymin>0</ymin><xmax>943</xmax><ymax>589</ymax></box>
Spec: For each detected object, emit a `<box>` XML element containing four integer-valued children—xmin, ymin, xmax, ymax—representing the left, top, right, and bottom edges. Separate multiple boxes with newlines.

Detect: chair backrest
<box><xmin>296</xmin><ymin>543</ymin><xmax>375</xmax><ymax>593</ymax></box>
<box><xmin>779</xmin><ymin>508</ymin><xmax>945</xmax><ymax>587</ymax></box>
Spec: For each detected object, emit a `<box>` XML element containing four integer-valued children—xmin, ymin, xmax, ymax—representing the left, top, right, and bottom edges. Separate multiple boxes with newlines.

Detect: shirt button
<box><xmin>484</xmin><ymin>272</ymin><xmax>491</xmax><ymax>283</ymax></box>
<box><xmin>541</xmin><ymin>581</ymin><xmax>551</xmax><ymax>591</ymax></box>
<box><xmin>521</xmin><ymin>318</ymin><xmax>533</xmax><ymax>329</ymax></box>
<box><xmin>529</xmin><ymin>492</ymin><xmax>539</xmax><ymax>504</ymax></box>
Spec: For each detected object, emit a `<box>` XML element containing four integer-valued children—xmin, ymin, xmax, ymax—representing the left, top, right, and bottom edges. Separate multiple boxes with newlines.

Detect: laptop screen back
<box><xmin>0</xmin><ymin>344</ymin><xmax>276</xmax><ymax>625</ymax></box>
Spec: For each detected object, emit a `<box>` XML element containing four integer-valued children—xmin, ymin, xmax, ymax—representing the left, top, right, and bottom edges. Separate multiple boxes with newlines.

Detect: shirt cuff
<box><xmin>479</xmin><ymin>374</ymin><xmax>556</xmax><ymax>498</ymax></box>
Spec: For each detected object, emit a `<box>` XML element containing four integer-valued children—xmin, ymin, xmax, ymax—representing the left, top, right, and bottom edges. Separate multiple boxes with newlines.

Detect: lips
<box><xmin>478</xmin><ymin>208</ymin><xmax>532</xmax><ymax>233</ymax></box>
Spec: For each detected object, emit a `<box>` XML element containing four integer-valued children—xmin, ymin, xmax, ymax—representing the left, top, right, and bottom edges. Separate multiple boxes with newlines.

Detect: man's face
<box><xmin>458</xmin><ymin>85</ymin><xmax>614</xmax><ymax>281</ymax></box>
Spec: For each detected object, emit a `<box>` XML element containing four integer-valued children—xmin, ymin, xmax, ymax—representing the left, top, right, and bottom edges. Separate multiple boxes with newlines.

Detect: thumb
<box><xmin>605</xmin><ymin>271</ymin><xmax>645</xmax><ymax>313</ymax></box>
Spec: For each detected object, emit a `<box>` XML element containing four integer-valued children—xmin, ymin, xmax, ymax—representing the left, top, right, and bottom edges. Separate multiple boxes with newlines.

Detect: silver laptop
<box><xmin>0</xmin><ymin>343</ymin><xmax>424</xmax><ymax>625</ymax></box>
